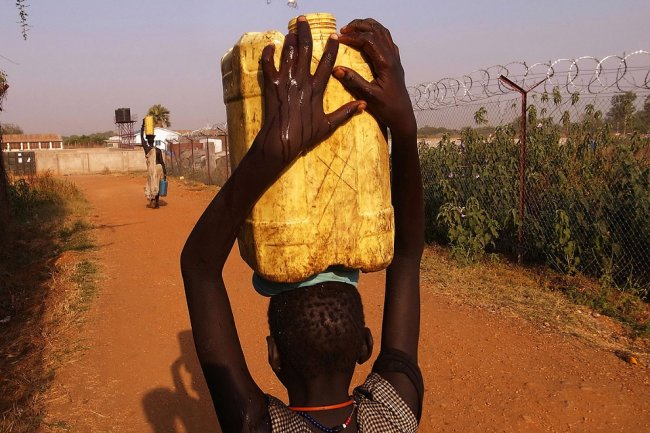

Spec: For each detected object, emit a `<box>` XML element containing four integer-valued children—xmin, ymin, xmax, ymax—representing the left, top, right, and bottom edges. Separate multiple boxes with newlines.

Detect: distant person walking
<box><xmin>141</xmin><ymin>121</ymin><xmax>167</xmax><ymax>209</ymax></box>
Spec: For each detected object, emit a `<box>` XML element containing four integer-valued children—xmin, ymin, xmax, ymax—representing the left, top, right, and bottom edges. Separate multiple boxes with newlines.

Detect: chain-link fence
<box><xmin>413</xmin><ymin>51</ymin><xmax>650</xmax><ymax>295</ymax></box>
<box><xmin>163</xmin><ymin>127</ymin><xmax>231</xmax><ymax>186</ymax></box>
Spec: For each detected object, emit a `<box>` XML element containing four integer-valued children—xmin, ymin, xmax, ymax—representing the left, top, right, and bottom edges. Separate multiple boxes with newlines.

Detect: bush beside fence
<box><xmin>417</xmin><ymin>85</ymin><xmax>650</xmax><ymax>299</ymax></box>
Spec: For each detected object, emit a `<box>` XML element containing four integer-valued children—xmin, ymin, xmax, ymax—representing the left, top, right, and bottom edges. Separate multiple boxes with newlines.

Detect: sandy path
<box><xmin>43</xmin><ymin>174</ymin><xmax>649</xmax><ymax>433</ymax></box>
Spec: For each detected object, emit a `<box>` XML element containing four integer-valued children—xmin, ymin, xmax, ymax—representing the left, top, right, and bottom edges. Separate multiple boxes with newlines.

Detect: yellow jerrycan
<box><xmin>144</xmin><ymin>115</ymin><xmax>155</xmax><ymax>136</ymax></box>
<box><xmin>221</xmin><ymin>13</ymin><xmax>394</xmax><ymax>283</ymax></box>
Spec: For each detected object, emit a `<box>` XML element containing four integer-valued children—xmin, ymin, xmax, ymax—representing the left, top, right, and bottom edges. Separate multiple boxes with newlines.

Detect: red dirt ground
<box><xmin>43</xmin><ymin>174</ymin><xmax>649</xmax><ymax>433</ymax></box>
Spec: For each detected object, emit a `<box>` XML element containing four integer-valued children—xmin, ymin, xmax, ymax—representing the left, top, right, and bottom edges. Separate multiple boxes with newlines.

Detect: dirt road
<box><xmin>44</xmin><ymin>174</ymin><xmax>649</xmax><ymax>433</ymax></box>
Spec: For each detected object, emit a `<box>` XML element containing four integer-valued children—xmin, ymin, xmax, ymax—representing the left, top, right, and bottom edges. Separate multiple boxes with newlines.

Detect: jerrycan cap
<box><xmin>288</xmin><ymin>12</ymin><xmax>337</xmax><ymax>33</ymax></box>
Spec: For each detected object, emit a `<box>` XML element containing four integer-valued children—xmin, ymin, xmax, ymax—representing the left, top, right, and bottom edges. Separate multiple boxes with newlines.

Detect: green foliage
<box><xmin>552</xmin><ymin>210</ymin><xmax>580</xmax><ymax>274</ymax></box>
<box><xmin>474</xmin><ymin>107</ymin><xmax>488</xmax><ymax>125</ymax></box>
<box><xmin>606</xmin><ymin>91</ymin><xmax>637</xmax><ymax>133</ymax></box>
<box><xmin>527</xmin><ymin>105</ymin><xmax>538</xmax><ymax>125</ymax></box>
<box><xmin>571</xmin><ymin>92</ymin><xmax>580</xmax><ymax>106</ymax></box>
<box><xmin>418</xmin><ymin>125</ymin><xmax>495</xmax><ymax>137</ymax></box>
<box><xmin>559</xmin><ymin>282</ymin><xmax>649</xmax><ymax>336</ymax></box>
<box><xmin>552</xmin><ymin>86</ymin><xmax>562</xmax><ymax>106</ymax></box>
<box><xmin>63</xmin><ymin>130</ymin><xmax>113</xmax><ymax>146</ymax></box>
<box><xmin>58</xmin><ymin>220</ymin><xmax>95</xmax><ymax>252</ymax></box>
<box><xmin>16</xmin><ymin>0</ymin><xmax>30</xmax><ymax>40</ymax></box>
<box><xmin>438</xmin><ymin>196</ymin><xmax>500</xmax><ymax>264</ymax></box>
<box><xmin>147</xmin><ymin>104</ymin><xmax>172</xmax><ymax>128</ymax></box>
<box><xmin>417</xmin><ymin>125</ymin><xmax>456</xmax><ymax>136</ymax></box>
<box><xmin>541</xmin><ymin>91</ymin><xmax>549</xmax><ymax>104</ymax></box>
<box><xmin>1</xmin><ymin>122</ymin><xmax>23</xmax><ymax>134</ymax></box>
<box><xmin>633</xmin><ymin>94</ymin><xmax>650</xmax><ymax>133</ymax></box>
<box><xmin>420</xmin><ymin>101</ymin><xmax>650</xmax><ymax>293</ymax></box>
<box><xmin>8</xmin><ymin>173</ymin><xmax>84</xmax><ymax>221</ymax></box>
<box><xmin>0</xmin><ymin>71</ymin><xmax>7</xmax><ymax>109</ymax></box>
<box><xmin>420</xmin><ymin>124</ymin><xmax>518</xmax><ymax>258</ymax></box>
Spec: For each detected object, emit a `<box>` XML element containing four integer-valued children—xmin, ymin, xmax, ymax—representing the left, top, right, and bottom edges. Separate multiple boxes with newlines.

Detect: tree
<box><xmin>633</xmin><ymin>94</ymin><xmax>650</xmax><ymax>133</ymax></box>
<box><xmin>0</xmin><ymin>72</ymin><xmax>10</xmax><ymax>247</ymax></box>
<box><xmin>63</xmin><ymin>131</ymin><xmax>114</xmax><ymax>147</ymax></box>
<box><xmin>147</xmin><ymin>104</ymin><xmax>172</xmax><ymax>128</ymax></box>
<box><xmin>1</xmin><ymin>123</ymin><xmax>23</xmax><ymax>134</ymax></box>
<box><xmin>474</xmin><ymin>107</ymin><xmax>488</xmax><ymax>126</ymax></box>
<box><xmin>1</xmin><ymin>2</ymin><xmax>30</xmax><ymax>248</ymax></box>
<box><xmin>580</xmin><ymin>103</ymin><xmax>604</xmax><ymax>132</ymax></box>
<box><xmin>606</xmin><ymin>91</ymin><xmax>637</xmax><ymax>134</ymax></box>
<box><xmin>16</xmin><ymin>0</ymin><xmax>30</xmax><ymax>40</ymax></box>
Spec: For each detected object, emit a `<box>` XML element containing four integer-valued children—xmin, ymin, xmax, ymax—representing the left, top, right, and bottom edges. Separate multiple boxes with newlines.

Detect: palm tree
<box><xmin>147</xmin><ymin>104</ymin><xmax>172</xmax><ymax>128</ymax></box>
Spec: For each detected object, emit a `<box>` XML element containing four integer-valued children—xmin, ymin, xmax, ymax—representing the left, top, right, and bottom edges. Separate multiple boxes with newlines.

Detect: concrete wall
<box><xmin>34</xmin><ymin>148</ymin><xmax>147</xmax><ymax>175</ymax></box>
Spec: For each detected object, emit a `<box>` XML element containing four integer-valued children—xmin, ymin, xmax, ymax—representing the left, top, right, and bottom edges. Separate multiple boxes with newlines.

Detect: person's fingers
<box><xmin>295</xmin><ymin>16</ymin><xmax>313</xmax><ymax>79</ymax></box>
<box><xmin>332</xmin><ymin>66</ymin><xmax>377</xmax><ymax>103</ymax></box>
<box><xmin>337</xmin><ymin>32</ymin><xmax>384</xmax><ymax>64</ymax></box>
<box><xmin>326</xmin><ymin>101</ymin><xmax>366</xmax><ymax>132</ymax></box>
<box><xmin>261</xmin><ymin>44</ymin><xmax>278</xmax><ymax>84</ymax></box>
<box><xmin>340</xmin><ymin>18</ymin><xmax>368</xmax><ymax>34</ymax></box>
<box><xmin>279</xmin><ymin>32</ymin><xmax>298</xmax><ymax>77</ymax></box>
<box><xmin>313</xmin><ymin>34</ymin><xmax>339</xmax><ymax>95</ymax></box>
<box><xmin>261</xmin><ymin>44</ymin><xmax>280</xmax><ymax>120</ymax></box>
<box><xmin>341</xmin><ymin>18</ymin><xmax>390</xmax><ymax>38</ymax></box>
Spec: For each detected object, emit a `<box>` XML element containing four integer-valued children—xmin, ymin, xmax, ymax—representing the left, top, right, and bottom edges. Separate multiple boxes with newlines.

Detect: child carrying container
<box><xmin>181</xmin><ymin>16</ymin><xmax>424</xmax><ymax>433</ymax></box>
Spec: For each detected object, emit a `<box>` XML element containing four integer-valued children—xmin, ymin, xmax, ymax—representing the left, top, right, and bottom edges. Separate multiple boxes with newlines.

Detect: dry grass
<box><xmin>0</xmin><ymin>175</ymin><xmax>99</xmax><ymax>433</ymax></box>
<box><xmin>421</xmin><ymin>245</ymin><xmax>650</xmax><ymax>365</ymax></box>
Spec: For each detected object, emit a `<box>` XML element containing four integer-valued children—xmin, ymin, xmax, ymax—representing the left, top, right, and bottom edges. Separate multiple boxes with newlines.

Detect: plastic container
<box><xmin>158</xmin><ymin>178</ymin><xmax>168</xmax><ymax>197</ymax></box>
<box><xmin>144</xmin><ymin>116</ymin><xmax>155</xmax><ymax>136</ymax></box>
<box><xmin>221</xmin><ymin>13</ymin><xmax>394</xmax><ymax>283</ymax></box>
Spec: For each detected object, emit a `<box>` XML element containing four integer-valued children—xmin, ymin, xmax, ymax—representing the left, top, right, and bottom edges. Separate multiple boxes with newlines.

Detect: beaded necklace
<box><xmin>295</xmin><ymin>401</ymin><xmax>356</xmax><ymax>433</ymax></box>
<box><xmin>289</xmin><ymin>399</ymin><xmax>354</xmax><ymax>412</ymax></box>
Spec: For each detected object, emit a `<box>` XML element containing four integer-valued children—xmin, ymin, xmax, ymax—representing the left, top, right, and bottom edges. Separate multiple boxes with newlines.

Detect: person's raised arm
<box><xmin>180</xmin><ymin>16</ymin><xmax>364</xmax><ymax>433</ymax></box>
<box><xmin>335</xmin><ymin>18</ymin><xmax>424</xmax><ymax>416</ymax></box>
<box><xmin>140</xmin><ymin>121</ymin><xmax>152</xmax><ymax>154</ymax></box>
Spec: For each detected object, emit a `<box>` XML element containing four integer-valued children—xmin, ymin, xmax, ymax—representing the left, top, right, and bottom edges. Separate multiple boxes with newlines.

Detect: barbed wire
<box><xmin>410</xmin><ymin>50</ymin><xmax>650</xmax><ymax>110</ymax></box>
<box><xmin>169</xmin><ymin>123</ymin><xmax>228</xmax><ymax>142</ymax></box>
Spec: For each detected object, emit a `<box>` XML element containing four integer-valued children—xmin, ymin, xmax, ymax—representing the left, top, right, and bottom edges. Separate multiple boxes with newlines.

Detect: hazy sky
<box><xmin>1</xmin><ymin>0</ymin><xmax>648</xmax><ymax>135</ymax></box>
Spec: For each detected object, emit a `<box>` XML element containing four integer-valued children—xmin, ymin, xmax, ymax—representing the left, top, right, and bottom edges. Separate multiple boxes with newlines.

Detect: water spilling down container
<box><xmin>221</xmin><ymin>12</ymin><xmax>394</xmax><ymax>283</ymax></box>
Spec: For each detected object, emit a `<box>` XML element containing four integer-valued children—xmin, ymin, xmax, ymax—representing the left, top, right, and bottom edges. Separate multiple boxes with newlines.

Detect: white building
<box><xmin>2</xmin><ymin>133</ymin><xmax>64</xmax><ymax>151</ymax></box>
<box><xmin>135</xmin><ymin>127</ymin><xmax>181</xmax><ymax>150</ymax></box>
<box><xmin>107</xmin><ymin>127</ymin><xmax>181</xmax><ymax>150</ymax></box>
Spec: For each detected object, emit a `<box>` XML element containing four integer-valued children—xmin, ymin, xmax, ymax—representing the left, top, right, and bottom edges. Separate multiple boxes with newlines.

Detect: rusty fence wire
<box><xmin>413</xmin><ymin>51</ymin><xmax>650</xmax><ymax>295</ymax></box>
<box><xmin>164</xmin><ymin>126</ymin><xmax>231</xmax><ymax>186</ymax></box>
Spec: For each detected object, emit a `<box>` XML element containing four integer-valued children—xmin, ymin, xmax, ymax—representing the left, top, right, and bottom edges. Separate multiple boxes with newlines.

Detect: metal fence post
<box><xmin>205</xmin><ymin>135</ymin><xmax>212</xmax><ymax>185</ymax></box>
<box><xmin>223</xmin><ymin>133</ymin><xmax>230</xmax><ymax>179</ymax></box>
<box><xmin>498</xmin><ymin>75</ymin><xmax>547</xmax><ymax>264</ymax></box>
<box><xmin>190</xmin><ymin>137</ymin><xmax>195</xmax><ymax>178</ymax></box>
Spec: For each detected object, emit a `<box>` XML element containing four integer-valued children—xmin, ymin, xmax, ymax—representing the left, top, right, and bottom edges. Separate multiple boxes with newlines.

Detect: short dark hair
<box><xmin>268</xmin><ymin>282</ymin><xmax>365</xmax><ymax>380</ymax></box>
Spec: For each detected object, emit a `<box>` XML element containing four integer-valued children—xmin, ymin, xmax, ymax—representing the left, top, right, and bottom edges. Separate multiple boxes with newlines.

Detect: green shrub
<box><xmin>437</xmin><ymin>196</ymin><xmax>500</xmax><ymax>264</ymax></box>
<box><xmin>420</xmin><ymin>104</ymin><xmax>650</xmax><ymax>294</ymax></box>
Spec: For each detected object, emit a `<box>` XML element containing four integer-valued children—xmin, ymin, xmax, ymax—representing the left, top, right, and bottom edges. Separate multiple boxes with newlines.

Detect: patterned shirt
<box><xmin>267</xmin><ymin>373</ymin><xmax>419</xmax><ymax>432</ymax></box>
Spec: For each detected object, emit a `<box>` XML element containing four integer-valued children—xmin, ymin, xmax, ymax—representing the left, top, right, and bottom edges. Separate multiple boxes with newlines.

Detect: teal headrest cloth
<box><xmin>253</xmin><ymin>268</ymin><xmax>360</xmax><ymax>297</ymax></box>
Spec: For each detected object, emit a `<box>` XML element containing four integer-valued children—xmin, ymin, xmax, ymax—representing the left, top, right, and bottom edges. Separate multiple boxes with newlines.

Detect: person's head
<box><xmin>146</xmin><ymin>134</ymin><xmax>155</xmax><ymax>146</ymax></box>
<box><xmin>266</xmin><ymin>282</ymin><xmax>373</xmax><ymax>386</ymax></box>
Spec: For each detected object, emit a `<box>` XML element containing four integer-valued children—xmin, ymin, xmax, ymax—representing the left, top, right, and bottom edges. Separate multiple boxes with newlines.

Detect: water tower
<box><xmin>114</xmin><ymin>108</ymin><xmax>136</xmax><ymax>148</ymax></box>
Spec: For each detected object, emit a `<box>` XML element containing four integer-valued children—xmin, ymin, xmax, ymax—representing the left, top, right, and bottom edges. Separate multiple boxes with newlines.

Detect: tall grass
<box><xmin>0</xmin><ymin>173</ymin><xmax>98</xmax><ymax>433</ymax></box>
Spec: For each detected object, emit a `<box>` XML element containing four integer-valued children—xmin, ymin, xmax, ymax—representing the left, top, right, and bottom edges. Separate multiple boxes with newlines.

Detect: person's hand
<box><xmin>254</xmin><ymin>16</ymin><xmax>365</xmax><ymax>169</ymax></box>
<box><xmin>333</xmin><ymin>18</ymin><xmax>416</xmax><ymax>138</ymax></box>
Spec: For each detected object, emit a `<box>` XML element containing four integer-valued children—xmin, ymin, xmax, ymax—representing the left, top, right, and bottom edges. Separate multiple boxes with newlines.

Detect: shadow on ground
<box><xmin>143</xmin><ymin>330</ymin><xmax>221</xmax><ymax>433</ymax></box>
